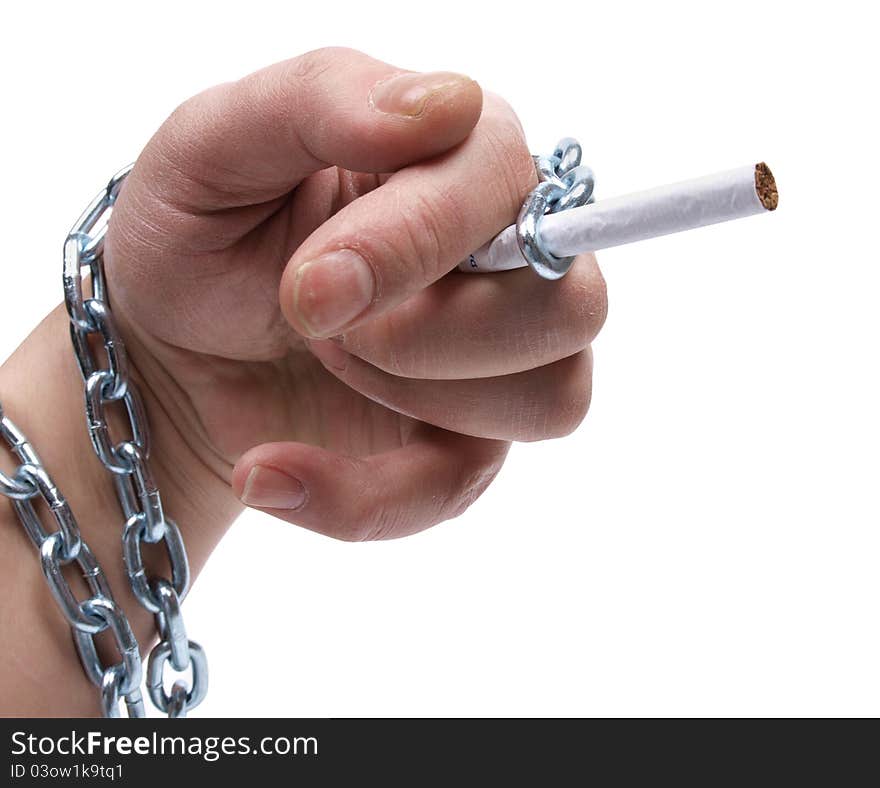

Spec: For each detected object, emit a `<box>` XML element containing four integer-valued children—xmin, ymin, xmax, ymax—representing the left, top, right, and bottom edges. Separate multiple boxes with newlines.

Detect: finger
<box><xmin>231</xmin><ymin>428</ymin><xmax>510</xmax><ymax>541</ymax></box>
<box><xmin>307</xmin><ymin>340</ymin><xmax>593</xmax><ymax>442</ymax></box>
<box><xmin>338</xmin><ymin>253</ymin><xmax>607</xmax><ymax>379</ymax></box>
<box><xmin>126</xmin><ymin>46</ymin><xmax>482</xmax><ymax>215</ymax></box>
<box><xmin>280</xmin><ymin>93</ymin><xmax>538</xmax><ymax>338</ymax></box>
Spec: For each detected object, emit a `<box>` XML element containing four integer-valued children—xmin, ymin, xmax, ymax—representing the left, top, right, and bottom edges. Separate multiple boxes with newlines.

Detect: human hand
<box><xmin>106</xmin><ymin>47</ymin><xmax>607</xmax><ymax>541</ymax></box>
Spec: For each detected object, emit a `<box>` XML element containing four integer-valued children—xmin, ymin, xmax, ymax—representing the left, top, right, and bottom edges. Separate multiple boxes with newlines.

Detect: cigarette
<box><xmin>458</xmin><ymin>163</ymin><xmax>778</xmax><ymax>274</ymax></box>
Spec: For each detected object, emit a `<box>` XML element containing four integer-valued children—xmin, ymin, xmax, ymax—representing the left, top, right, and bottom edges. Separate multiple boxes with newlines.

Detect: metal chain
<box><xmin>0</xmin><ymin>402</ymin><xmax>145</xmax><ymax>717</ymax></box>
<box><xmin>516</xmin><ymin>137</ymin><xmax>596</xmax><ymax>280</ymax></box>
<box><xmin>63</xmin><ymin>166</ymin><xmax>207</xmax><ymax>717</ymax></box>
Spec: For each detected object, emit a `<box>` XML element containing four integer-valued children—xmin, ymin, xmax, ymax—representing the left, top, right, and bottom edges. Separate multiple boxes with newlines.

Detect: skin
<box><xmin>0</xmin><ymin>48</ymin><xmax>607</xmax><ymax>715</ymax></box>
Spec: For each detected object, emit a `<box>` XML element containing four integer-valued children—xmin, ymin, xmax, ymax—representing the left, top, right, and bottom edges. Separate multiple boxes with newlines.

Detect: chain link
<box><xmin>147</xmin><ymin>640</ymin><xmax>208</xmax><ymax>717</ymax></box>
<box><xmin>0</xmin><ymin>403</ymin><xmax>42</xmax><ymax>499</ymax></box>
<box><xmin>123</xmin><ymin>514</ymin><xmax>190</xmax><ymax>613</ymax></box>
<box><xmin>15</xmin><ymin>465</ymin><xmax>83</xmax><ymax>561</ymax></box>
<box><xmin>0</xmin><ymin>407</ymin><xmax>144</xmax><ymax>716</ymax></box>
<box><xmin>63</xmin><ymin>165</ymin><xmax>208</xmax><ymax>717</ymax></box>
<box><xmin>516</xmin><ymin>137</ymin><xmax>596</xmax><ymax>280</ymax></box>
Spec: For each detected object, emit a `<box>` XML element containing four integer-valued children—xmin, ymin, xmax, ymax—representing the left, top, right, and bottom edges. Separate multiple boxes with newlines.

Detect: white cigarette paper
<box><xmin>458</xmin><ymin>163</ymin><xmax>777</xmax><ymax>273</ymax></box>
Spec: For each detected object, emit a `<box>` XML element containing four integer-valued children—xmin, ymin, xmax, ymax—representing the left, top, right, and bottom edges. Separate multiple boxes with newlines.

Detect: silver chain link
<box><xmin>0</xmin><ymin>403</ymin><xmax>145</xmax><ymax>717</ymax></box>
<box><xmin>516</xmin><ymin>137</ymin><xmax>596</xmax><ymax>280</ymax></box>
<box><xmin>62</xmin><ymin>165</ymin><xmax>207</xmax><ymax>717</ymax></box>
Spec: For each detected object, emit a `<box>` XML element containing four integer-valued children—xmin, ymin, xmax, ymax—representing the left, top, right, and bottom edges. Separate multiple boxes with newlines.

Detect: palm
<box><xmin>108</xmin><ymin>167</ymin><xmax>416</xmax><ymax>465</ymax></box>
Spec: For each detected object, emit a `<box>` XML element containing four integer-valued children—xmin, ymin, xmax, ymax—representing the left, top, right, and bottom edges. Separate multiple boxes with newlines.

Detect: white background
<box><xmin>1</xmin><ymin>1</ymin><xmax>877</xmax><ymax>717</ymax></box>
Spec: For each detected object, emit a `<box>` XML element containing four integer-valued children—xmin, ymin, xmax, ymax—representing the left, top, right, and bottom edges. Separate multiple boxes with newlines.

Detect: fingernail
<box><xmin>370</xmin><ymin>71</ymin><xmax>473</xmax><ymax>117</ymax></box>
<box><xmin>293</xmin><ymin>249</ymin><xmax>374</xmax><ymax>337</ymax></box>
<box><xmin>241</xmin><ymin>466</ymin><xmax>307</xmax><ymax>510</ymax></box>
<box><xmin>307</xmin><ymin>338</ymin><xmax>349</xmax><ymax>372</ymax></box>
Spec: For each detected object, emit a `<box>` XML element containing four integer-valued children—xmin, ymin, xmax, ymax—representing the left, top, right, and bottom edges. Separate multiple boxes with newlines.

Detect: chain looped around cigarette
<box><xmin>516</xmin><ymin>138</ymin><xmax>596</xmax><ymax>280</ymax></box>
<box><xmin>459</xmin><ymin>142</ymin><xmax>778</xmax><ymax>277</ymax></box>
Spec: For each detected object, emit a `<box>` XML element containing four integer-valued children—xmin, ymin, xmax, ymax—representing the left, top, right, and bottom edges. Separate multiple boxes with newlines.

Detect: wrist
<box><xmin>0</xmin><ymin>303</ymin><xmax>240</xmax><ymax>715</ymax></box>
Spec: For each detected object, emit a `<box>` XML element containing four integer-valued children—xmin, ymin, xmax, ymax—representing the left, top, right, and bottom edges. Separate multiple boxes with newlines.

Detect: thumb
<box><xmin>231</xmin><ymin>428</ymin><xmax>510</xmax><ymax>542</ymax></box>
<box><xmin>129</xmin><ymin>46</ymin><xmax>482</xmax><ymax>212</ymax></box>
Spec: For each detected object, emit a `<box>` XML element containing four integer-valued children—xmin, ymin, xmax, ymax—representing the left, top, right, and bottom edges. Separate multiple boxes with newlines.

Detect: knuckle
<box><xmin>390</xmin><ymin>182</ymin><xmax>466</xmax><ymax>283</ymax></box>
<box><xmin>349</xmin><ymin>503</ymin><xmax>403</xmax><ymax>542</ymax></box>
<box><xmin>405</xmin><ymin>191</ymin><xmax>446</xmax><ymax>276</ymax></box>
<box><xmin>482</xmin><ymin>91</ymin><xmax>525</xmax><ymax>135</ymax></box>
<box><xmin>334</xmin><ymin>513</ymin><xmax>377</xmax><ymax>543</ymax></box>
<box><xmin>338</xmin><ymin>481</ymin><xmax>400</xmax><ymax>543</ymax></box>
<box><xmin>357</xmin><ymin>313</ymin><xmax>415</xmax><ymax>377</ymax></box>
<box><xmin>334</xmin><ymin>523</ymin><xmax>372</xmax><ymax>543</ymax></box>
<box><xmin>164</xmin><ymin>85</ymin><xmax>216</xmax><ymax>132</ymax></box>
<box><xmin>153</xmin><ymin>89</ymin><xmax>216</xmax><ymax>175</ymax></box>
<box><xmin>151</xmin><ymin>84</ymin><xmax>262</xmax><ymax>209</ymax></box>
<box><xmin>447</xmin><ymin>456</ymin><xmax>506</xmax><ymax>519</ymax></box>
<box><xmin>285</xmin><ymin>46</ymin><xmax>353</xmax><ymax>85</ymax></box>
<box><xmin>319</xmin><ymin>457</ymin><xmax>385</xmax><ymax>542</ymax></box>
<box><xmin>337</xmin><ymin>512</ymin><xmax>382</xmax><ymax>542</ymax></box>
<box><xmin>583</xmin><ymin>257</ymin><xmax>609</xmax><ymax>336</ymax></box>
<box><xmin>478</xmin><ymin>97</ymin><xmax>537</xmax><ymax>209</ymax></box>
<box><xmin>537</xmin><ymin>352</ymin><xmax>594</xmax><ymax>440</ymax></box>
<box><xmin>559</xmin><ymin>255</ymin><xmax>609</xmax><ymax>347</ymax></box>
<box><xmin>261</xmin><ymin>47</ymin><xmax>359</xmax><ymax>139</ymax></box>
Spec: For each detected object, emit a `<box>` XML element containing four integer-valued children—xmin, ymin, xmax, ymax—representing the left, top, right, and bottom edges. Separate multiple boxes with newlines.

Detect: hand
<box><xmin>106</xmin><ymin>47</ymin><xmax>607</xmax><ymax>541</ymax></box>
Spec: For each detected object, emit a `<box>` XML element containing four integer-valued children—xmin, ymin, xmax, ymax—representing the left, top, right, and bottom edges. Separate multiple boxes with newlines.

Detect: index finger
<box><xmin>280</xmin><ymin>94</ymin><xmax>538</xmax><ymax>339</ymax></box>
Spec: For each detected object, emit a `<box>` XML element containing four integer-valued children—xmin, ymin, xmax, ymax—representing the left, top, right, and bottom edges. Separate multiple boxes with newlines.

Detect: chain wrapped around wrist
<box><xmin>0</xmin><ymin>402</ymin><xmax>146</xmax><ymax>717</ymax></box>
<box><xmin>63</xmin><ymin>165</ymin><xmax>207</xmax><ymax>718</ymax></box>
<box><xmin>0</xmin><ymin>165</ymin><xmax>206</xmax><ymax>718</ymax></box>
